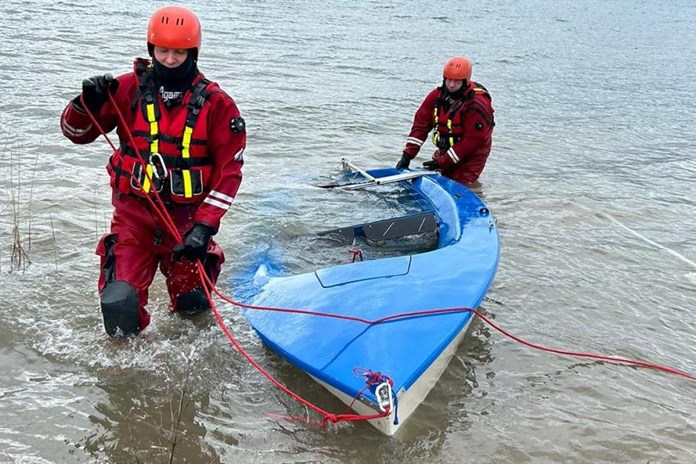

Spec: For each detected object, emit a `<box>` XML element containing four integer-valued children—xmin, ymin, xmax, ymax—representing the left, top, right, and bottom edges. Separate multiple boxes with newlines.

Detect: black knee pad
<box><xmin>100</xmin><ymin>280</ymin><xmax>141</xmax><ymax>337</ymax></box>
<box><xmin>174</xmin><ymin>288</ymin><xmax>211</xmax><ymax>316</ymax></box>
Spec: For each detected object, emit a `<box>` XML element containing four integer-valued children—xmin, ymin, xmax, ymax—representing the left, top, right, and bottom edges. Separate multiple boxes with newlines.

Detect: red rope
<box><xmin>206</xmin><ymin>272</ymin><xmax>696</xmax><ymax>383</ymax></box>
<box><xmin>80</xmin><ymin>93</ymin><xmax>696</xmax><ymax>432</ymax></box>
<box><xmin>349</xmin><ymin>249</ymin><xmax>364</xmax><ymax>262</ymax></box>
<box><xmin>195</xmin><ymin>262</ymin><xmax>392</xmax><ymax>426</ymax></box>
<box><xmin>473</xmin><ymin>311</ymin><xmax>696</xmax><ymax>382</ymax></box>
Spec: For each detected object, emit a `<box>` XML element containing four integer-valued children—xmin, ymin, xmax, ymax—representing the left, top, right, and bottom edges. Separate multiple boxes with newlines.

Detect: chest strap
<box><xmin>432</xmin><ymin>85</ymin><xmax>490</xmax><ymax>149</ymax></box>
<box><xmin>135</xmin><ymin>75</ymin><xmax>212</xmax><ymax>196</ymax></box>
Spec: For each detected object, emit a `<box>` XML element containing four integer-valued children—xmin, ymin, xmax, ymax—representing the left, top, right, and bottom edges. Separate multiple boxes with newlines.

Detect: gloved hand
<box><xmin>423</xmin><ymin>159</ymin><xmax>439</xmax><ymax>171</ymax></box>
<box><xmin>172</xmin><ymin>223</ymin><xmax>215</xmax><ymax>262</ymax></box>
<box><xmin>80</xmin><ymin>74</ymin><xmax>118</xmax><ymax>113</ymax></box>
<box><xmin>396</xmin><ymin>152</ymin><xmax>411</xmax><ymax>169</ymax></box>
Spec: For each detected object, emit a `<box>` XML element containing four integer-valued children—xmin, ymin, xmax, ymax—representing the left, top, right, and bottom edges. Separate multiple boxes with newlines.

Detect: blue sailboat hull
<box><xmin>243</xmin><ymin>168</ymin><xmax>499</xmax><ymax>434</ymax></box>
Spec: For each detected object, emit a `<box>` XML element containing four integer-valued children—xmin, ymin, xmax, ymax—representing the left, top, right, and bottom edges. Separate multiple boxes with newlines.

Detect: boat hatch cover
<box><xmin>314</xmin><ymin>255</ymin><xmax>412</xmax><ymax>287</ymax></box>
<box><xmin>318</xmin><ymin>212</ymin><xmax>438</xmax><ymax>244</ymax></box>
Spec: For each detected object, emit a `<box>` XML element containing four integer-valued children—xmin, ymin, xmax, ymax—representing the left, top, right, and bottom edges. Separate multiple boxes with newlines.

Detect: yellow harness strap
<box><xmin>432</xmin><ymin>107</ymin><xmax>439</xmax><ymax>146</ymax></box>
<box><xmin>142</xmin><ymin>102</ymin><xmax>159</xmax><ymax>193</ymax></box>
<box><xmin>181</xmin><ymin>126</ymin><xmax>194</xmax><ymax>198</ymax></box>
<box><xmin>142</xmin><ymin>103</ymin><xmax>195</xmax><ymax>197</ymax></box>
<box><xmin>431</xmin><ymin>107</ymin><xmax>455</xmax><ymax>147</ymax></box>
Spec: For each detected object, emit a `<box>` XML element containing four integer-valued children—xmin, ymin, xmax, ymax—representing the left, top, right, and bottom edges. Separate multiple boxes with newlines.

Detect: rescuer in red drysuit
<box><xmin>396</xmin><ymin>56</ymin><xmax>495</xmax><ymax>185</ymax></box>
<box><xmin>60</xmin><ymin>6</ymin><xmax>245</xmax><ymax>337</ymax></box>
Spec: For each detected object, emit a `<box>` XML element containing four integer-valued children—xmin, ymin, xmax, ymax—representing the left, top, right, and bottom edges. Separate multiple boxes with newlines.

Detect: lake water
<box><xmin>1</xmin><ymin>0</ymin><xmax>695</xmax><ymax>462</ymax></box>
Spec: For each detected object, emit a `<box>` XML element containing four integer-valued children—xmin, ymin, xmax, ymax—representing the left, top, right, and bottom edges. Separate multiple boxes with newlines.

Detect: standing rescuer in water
<box><xmin>397</xmin><ymin>56</ymin><xmax>495</xmax><ymax>185</ymax></box>
<box><xmin>60</xmin><ymin>6</ymin><xmax>246</xmax><ymax>337</ymax></box>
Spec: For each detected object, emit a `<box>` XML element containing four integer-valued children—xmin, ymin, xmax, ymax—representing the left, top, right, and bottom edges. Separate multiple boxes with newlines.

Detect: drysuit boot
<box><xmin>174</xmin><ymin>289</ymin><xmax>211</xmax><ymax>317</ymax></box>
<box><xmin>100</xmin><ymin>280</ymin><xmax>141</xmax><ymax>337</ymax></box>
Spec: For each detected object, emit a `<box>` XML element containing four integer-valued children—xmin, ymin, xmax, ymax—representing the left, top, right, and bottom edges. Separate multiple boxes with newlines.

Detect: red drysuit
<box><xmin>61</xmin><ymin>58</ymin><xmax>245</xmax><ymax>332</ymax></box>
<box><xmin>403</xmin><ymin>82</ymin><xmax>495</xmax><ymax>184</ymax></box>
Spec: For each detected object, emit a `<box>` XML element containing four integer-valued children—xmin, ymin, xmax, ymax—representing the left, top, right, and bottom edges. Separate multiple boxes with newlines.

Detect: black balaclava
<box><xmin>151</xmin><ymin>51</ymin><xmax>198</xmax><ymax>108</ymax></box>
<box><xmin>441</xmin><ymin>79</ymin><xmax>468</xmax><ymax>101</ymax></box>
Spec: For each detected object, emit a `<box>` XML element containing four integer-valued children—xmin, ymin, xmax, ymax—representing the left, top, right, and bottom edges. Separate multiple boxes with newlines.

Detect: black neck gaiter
<box><xmin>440</xmin><ymin>79</ymin><xmax>468</xmax><ymax>101</ymax></box>
<box><xmin>152</xmin><ymin>53</ymin><xmax>198</xmax><ymax>107</ymax></box>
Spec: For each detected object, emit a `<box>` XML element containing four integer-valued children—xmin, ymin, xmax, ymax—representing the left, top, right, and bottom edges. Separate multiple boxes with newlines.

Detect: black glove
<box><xmin>80</xmin><ymin>74</ymin><xmax>118</xmax><ymax>113</ymax></box>
<box><xmin>423</xmin><ymin>159</ymin><xmax>439</xmax><ymax>171</ymax></box>
<box><xmin>396</xmin><ymin>152</ymin><xmax>411</xmax><ymax>169</ymax></box>
<box><xmin>172</xmin><ymin>224</ymin><xmax>215</xmax><ymax>262</ymax></box>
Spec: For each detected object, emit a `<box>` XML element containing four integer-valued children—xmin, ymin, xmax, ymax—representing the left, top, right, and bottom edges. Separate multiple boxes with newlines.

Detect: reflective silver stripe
<box><xmin>406</xmin><ymin>137</ymin><xmax>424</xmax><ymax>146</ymax></box>
<box><xmin>62</xmin><ymin>121</ymin><xmax>92</xmax><ymax>137</ymax></box>
<box><xmin>204</xmin><ymin>190</ymin><xmax>235</xmax><ymax>211</ymax></box>
<box><xmin>209</xmin><ymin>190</ymin><xmax>235</xmax><ymax>203</ymax></box>
<box><xmin>447</xmin><ymin>148</ymin><xmax>460</xmax><ymax>163</ymax></box>
<box><xmin>204</xmin><ymin>197</ymin><xmax>231</xmax><ymax>211</ymax></box>
<box><xmin>233</xmin><ymin>148</ymin><xmax>244</xmax><ymax>161</ymax></box>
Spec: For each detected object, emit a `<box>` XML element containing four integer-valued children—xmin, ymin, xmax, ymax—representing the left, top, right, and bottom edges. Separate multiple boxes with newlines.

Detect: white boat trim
<box><xmin>341</xmin><ymin>158</ymin><xmax>376</xmax><ymax>181</ymax></box>
<box><xmin>310</xmin><ymin>315</ymin><xmax>475</xmax><ymax>435</ymax></box>
<box><xmin>335</xmin><ymin>170</ymin><xmax>438</xmax><ymax>191</ymax></box>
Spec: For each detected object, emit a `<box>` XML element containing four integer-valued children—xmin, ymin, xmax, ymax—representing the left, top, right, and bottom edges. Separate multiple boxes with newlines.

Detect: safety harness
<box><xmin>432</xmin><ymin>83</ymin><xmax>494</xmax><ymax>149</ymax></box>
<box><xmin>111</xmin><ymin>60</ymin><xmax>215</xmax><ymax>203</ymax></box>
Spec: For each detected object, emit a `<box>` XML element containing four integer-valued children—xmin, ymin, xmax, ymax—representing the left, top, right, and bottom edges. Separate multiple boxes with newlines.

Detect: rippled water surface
<box><xmin>1</xmin><ymin>0</ymin><xmax>695</xmax><ymax>462</ymax></box>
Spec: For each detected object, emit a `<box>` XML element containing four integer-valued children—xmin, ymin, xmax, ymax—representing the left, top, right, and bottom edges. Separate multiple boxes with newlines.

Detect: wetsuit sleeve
<box><xmin>193</xmin><ymin>92</ymin><xmax>245</xmax><ymax>232</ymax></box>
<box><xmin>59</xmin><ymin>75</ymin><xmax>128</xmax><ymax>144</ymax></box>
<box><xmin>402</xmin><ymin>89</ymin><xmax>439</xmax><ymax>159</ymax></box>
<box><xmin>435</xmin><ymin>95</ymin><xmax>494</xmax><ymax>170</ymax></box>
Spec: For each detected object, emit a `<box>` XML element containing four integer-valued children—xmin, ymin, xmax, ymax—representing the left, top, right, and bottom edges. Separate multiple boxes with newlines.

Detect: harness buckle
<box><xmin>149</xmin><ymin>152</ymin><xmax>168</xmax><ymax>180</ymax></box>
<box><xmin>435</xmin><ymin>134</ymin><xmax>451</xmax><ymax>149</ymax></box>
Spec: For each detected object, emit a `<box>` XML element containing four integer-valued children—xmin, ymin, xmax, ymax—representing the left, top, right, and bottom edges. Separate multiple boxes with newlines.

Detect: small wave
<box><xmin>686</xmin><ymin>272</ymin><xmax>696</xmax><ymax>284</ymax></box>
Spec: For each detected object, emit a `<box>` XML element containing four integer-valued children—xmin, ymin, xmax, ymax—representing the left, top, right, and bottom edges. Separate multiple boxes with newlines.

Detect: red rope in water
<box><xmin>203</xmin><ymin>273</ymin><xmax>696</xmax><ymax>383</ymax></box>
<box><xmin>81</xmin><ymin>91</ymin><xmax>696</xmax><ymax>430</ymax></box>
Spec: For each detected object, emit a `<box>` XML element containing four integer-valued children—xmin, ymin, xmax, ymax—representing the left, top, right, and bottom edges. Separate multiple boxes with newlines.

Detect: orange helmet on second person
<box><xmin>443</xmin><ymin>56</ymin><xmax>472</xmax><ymax>82</ymax></box>
<box><xmin>147</xmin><ymin>6</ymin><xmax>202</xmax><ymax>58</ymax></box>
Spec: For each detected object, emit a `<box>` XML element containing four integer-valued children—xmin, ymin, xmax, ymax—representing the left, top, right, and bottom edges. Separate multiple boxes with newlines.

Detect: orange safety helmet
<box><xmin>147</xmin><ymin>6</ymin><xmax>202</xmax><ymax>56</ymax></box>
<box><xmin>443</xmin><ymin>56</ymin><xmax>472</xmax><ymax>81</ymax></box>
